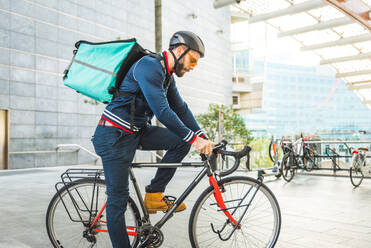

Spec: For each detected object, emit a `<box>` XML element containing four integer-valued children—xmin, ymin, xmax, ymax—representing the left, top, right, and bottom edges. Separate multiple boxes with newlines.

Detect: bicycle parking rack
<box><xmin>281</xmin><ymin>139</ymin><xmax>371</xmax><ymax>178</ymax></box>
<box><xmin>307</xmin><ymin>140</ymin><xmax>371</xmax><ymax>170</ymax></box>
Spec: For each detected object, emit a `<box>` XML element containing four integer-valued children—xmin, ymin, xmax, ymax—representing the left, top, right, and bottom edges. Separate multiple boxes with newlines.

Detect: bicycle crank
<box><xmin>83</xmin><ymin>230</ymin><xmax>97</xmax><ymax>244</ymax></box>
<box><xmin>138</xmin><ymin>225</ymin><xmax>164</xmax><ymax>248</ymax></box>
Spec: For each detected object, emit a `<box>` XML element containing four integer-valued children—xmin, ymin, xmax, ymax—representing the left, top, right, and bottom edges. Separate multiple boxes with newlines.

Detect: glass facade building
<box><xmin>233</xmin><ymin>50</ymin><xmax>371</xmax><ymax>139</ymax></box>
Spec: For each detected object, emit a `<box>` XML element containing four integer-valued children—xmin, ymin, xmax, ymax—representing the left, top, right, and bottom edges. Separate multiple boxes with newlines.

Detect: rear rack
<box><xmin>55</xmin><ymin>168</ymin><xmax>105</xmax><ymax>226</ymax></box>
<box><xmin>57</xmin><ymin>168</ymin><xmax>104</xmax><ymax>189</ymax></box>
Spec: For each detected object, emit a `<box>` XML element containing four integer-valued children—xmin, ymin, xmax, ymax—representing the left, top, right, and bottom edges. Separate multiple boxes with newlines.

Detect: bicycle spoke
<box><xmin>239</xmin><ymin>227</ymin><xmax>249</xmax><ymax>248</ymax></box>
<box><xmin>190</xmin><ymin>177</ymin><xmax>280</xmax><ymax>248</ymax></box>
<box><xmin>46</xmin><ymin>180</ymin><xmax>139</xmax><ymax>248</ymax></box>
<box><xmin>198</xmin><ymin>233</ymin><xmax>220</xmax><ymax>246</ymax></box>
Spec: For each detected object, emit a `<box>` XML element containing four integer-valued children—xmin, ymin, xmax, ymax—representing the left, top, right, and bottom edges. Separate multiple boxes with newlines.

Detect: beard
<box><xmin>175</xmin><ymin>61</ymin><xmax>186</xmax><ymax>77</ymax></box>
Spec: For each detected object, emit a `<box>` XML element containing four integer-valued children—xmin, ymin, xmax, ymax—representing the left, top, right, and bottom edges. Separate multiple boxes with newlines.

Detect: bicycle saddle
<box><xmin>358</xmin><ymin>147</ymin><xmax>369</xmax><ymax>151</ymax></box>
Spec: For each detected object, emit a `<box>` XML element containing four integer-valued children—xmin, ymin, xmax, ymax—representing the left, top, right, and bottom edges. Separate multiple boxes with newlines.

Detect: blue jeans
<box><xmin>92</xmin><ymin>124</ymin><xmax>191</xmax><ymax>248</ymax></box>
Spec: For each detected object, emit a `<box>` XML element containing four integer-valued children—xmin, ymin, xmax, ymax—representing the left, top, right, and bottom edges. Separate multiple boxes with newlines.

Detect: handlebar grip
<box><xmin>213</xmin><ymin>140</ymin><xmax>228</xmax><ymax>151</ymax></box>
<box><xmin>199</xmin><ymin>140</ymin><xmax>228</xmax><ymax>161</ymax></box>
<box><xmin>218</xmin><ymin>145</ymin><xmax>251</xmax><ymax>177</ymax></box>
<box><xmin>199</xmin><ymin>141</ymin><xmax>251</xmax><ymax>177</ymax></box>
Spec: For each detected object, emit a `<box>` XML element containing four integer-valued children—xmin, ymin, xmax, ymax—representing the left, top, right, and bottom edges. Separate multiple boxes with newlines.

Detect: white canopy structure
<box><xmin>225</xmin><ymin>0</ymin><xmax>371</xmax><ymax>109</ymax></box>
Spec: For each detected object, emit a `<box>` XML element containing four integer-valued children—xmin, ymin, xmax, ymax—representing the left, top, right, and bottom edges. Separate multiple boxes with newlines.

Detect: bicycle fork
<box><xmin>209</xmin><ymin>175</ymin><xmax>262</xmax><ymax>241</ymax></box>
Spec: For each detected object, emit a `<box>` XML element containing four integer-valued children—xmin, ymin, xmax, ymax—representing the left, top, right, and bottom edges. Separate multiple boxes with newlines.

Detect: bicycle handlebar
<box><xmin>201</xmin><ymin>140</ymin><xmax>251</xmax><ymax>177</ymax></box>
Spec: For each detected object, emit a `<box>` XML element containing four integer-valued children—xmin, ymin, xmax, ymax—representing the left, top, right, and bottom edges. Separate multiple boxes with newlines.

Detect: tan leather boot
<box><xmin>144</xmin><ymin>192</ymin><xmax>186</xmax><ymax>214</ymax></box>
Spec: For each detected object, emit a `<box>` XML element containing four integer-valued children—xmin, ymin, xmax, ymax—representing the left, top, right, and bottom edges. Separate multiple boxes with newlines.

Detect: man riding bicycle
<box><xmin>92</xmin><ymin>31</ymin><xmax>215</xmax><ymax>248</ymax></box>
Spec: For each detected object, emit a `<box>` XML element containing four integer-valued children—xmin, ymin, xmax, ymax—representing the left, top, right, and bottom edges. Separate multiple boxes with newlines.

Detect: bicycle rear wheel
<box><xmin>189</xmin><ymin>176</ymin><xmax>281</xmax><ymax>248</ymax></box>
<box><xmin>46</xmin><ymin>179</ymin><xmax>140</xmax><ymax>248</ymax></box>
<box><xmin>280</xmin><ymin>153</ymin><xmax>295</xmax><ymax>182</ymax></box>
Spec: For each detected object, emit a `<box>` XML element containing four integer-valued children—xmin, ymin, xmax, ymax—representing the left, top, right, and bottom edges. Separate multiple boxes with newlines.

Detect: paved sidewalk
<box><xmin>0</xmin><ymin>166</ymin><xmax>371</xmax><ymax>247</ymax></box>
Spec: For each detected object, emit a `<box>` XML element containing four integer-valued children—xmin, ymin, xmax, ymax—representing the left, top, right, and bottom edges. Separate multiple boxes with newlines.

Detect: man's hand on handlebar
<box><xmin>192</xmin><ymin>136</ymin><xmax>216</xmax><ymax>156</ymax></box>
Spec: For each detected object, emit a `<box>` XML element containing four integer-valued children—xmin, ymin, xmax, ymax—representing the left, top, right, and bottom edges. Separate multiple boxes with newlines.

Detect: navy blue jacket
<box><xmin>101</xmin><ymin>52</ymin><xmax>206</xmax><ymax>144</ymax></box>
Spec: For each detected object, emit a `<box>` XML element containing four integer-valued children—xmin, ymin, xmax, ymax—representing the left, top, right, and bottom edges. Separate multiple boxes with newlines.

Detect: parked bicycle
<box><xmin>268</xmin><ymin>137</ymin><xmax>281</xmax><ymax>178</ymax></box>
<box><xmin>280</xmin><ymin>141</ymin><xmax>298</xmax><ymax>182</ymax></box>
<box><xmin>345</xmin><ymin>138</ymin><xmax>371</xmax><ymax>187</ymax></box>
<box><xmin>280</xmin><ymin>134</ymin><xmax>319</xmax><ymax>182</ymax></box>
<box><xmin>301</xmin><ymin>138</ymin><xmax>320</xmax><ymax>172</ymax></box>
<box><xmin>350</xmin><ymin>147</ymin><xmax>369</xmax><ymax>187</ymax></box>
<box><xmin>46</xmin><ymin>141</ymin><xmax>281</xmax><ymax>247</ymax></box>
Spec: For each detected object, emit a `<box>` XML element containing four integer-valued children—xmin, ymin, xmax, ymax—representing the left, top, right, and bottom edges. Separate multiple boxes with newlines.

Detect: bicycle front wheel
<box><xmin>189</xmin><ymin>176</ymin><xmax>281</xmax><ymax>248</ymax></box>
<box><xmin>350</xmin><ymin>154</ymin><xmax>364</xmax><ymax>187</ymax></box>
<box><xmin>350</xmin><ymin>166</ymin><xmax>364</xmax><ymax>187</ymax></box>
<box><xmin>46</xmin><ymin>179</ymin><xmax>140</xmax><ymax>248</ymax></box>
<box><xmin>280</xmin><ymin>153</ymin><xmax>295</xmax><ymax>182</ymax></box>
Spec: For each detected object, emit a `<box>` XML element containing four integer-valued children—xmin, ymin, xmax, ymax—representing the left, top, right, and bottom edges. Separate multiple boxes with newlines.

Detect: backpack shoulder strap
<box><xmin>109</xmin><ymin>42</ymin><xmax>149</xmax><ymax>99</ymax></box>
<box><xmin>119</xmin><ymin>52</ymin><xmax>171</xmax><ymax>130</ymax></box>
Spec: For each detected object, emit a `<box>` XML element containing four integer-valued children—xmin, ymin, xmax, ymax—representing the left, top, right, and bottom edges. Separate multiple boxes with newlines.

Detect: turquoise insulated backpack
<box><xmin>63</xmin><ymin>39</ymin><xmax>148</xmax><ymax>103</ymax></box>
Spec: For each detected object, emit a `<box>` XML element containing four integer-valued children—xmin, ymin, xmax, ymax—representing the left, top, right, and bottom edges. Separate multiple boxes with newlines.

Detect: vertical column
<box><xmin>218</xmin><ymin>110</ymin><xmax>224</xmax><ymax>170</ymax></box>
<box><xmin>154</xmin><ymin>0</ymin><xmax>163</xmax><ymax>162</ymax></box>
<box><xmin>155</xmin><ymin>0</ymin><xmax>162</xmax><ymax>53</ymax></box>
<box><xmin>0</xmin><ymin>109</ymin><xmax>9</xmax><ymax>169</ymax></box>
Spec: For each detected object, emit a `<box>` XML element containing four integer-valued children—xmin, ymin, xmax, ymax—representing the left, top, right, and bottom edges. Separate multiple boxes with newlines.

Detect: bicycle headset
<box><xmin>168</xmin><ymin>31</ymin><xmax>205</xmax><ymax>73</ymax></box>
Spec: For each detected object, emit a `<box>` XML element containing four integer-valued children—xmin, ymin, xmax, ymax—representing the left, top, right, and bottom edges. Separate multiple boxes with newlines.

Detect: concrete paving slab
<box><xmin>0</xmin><ymin>166</ymin><xmax>371</xmax><ymax>247</ymax></box>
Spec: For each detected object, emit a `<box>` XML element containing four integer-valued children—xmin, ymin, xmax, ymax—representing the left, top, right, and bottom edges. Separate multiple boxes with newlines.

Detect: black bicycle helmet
<box><xmin>168</xmin><ymin>31</ymin><xmax>205</xmax><ymax>74</ymax></box>
<box><xmin>169</xmin><ymin>31</ymin><xmax>205</xmax><ymax>58</ymax></box>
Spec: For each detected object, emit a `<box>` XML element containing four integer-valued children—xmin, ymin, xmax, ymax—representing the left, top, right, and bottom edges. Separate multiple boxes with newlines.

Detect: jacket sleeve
<box><xmin>133</xmin><ymin>58</ymin><xmax>198</xmax><ymax>144</ymax></box>
<box><xmin>167</xmin><ymin>77</ymin><xmax>208</xmax><ymax>139</ymax></box>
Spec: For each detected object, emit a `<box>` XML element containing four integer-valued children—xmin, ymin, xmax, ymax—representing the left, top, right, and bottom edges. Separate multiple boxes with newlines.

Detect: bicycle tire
<box><xmin>268</xmin><ymin>140</ymin><xmax>274</xmax><ymax>163</ymax></box>
<box><xmin>189</xmin><ymin>176</ymin><xmax>281</xmax><ymax>248</ymax></box>
<box><xmin>350</xmin><ymin>154</ymin><xmax>364</xmax><ymax>187</ymax></box>
<box><xmin>303</xmin><ymin>148</ymin><xmax>315</xmax><ymax>172</ymax></box>
<box><xmin>280</xmin><ymin>153</ymin><xmax>295</xmax><ymax>182</ymax></box>
<box><xmin>46</xmin><ymin>179</ymin><xmax>141</xmax><ymax>248</ymax></box>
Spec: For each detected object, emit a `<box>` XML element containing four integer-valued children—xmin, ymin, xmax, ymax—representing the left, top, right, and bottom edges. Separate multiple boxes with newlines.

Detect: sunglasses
<box><xmin>187</xmin><ymin>52</ymin><xmax>198</xmax><ymax>67</ymax></box>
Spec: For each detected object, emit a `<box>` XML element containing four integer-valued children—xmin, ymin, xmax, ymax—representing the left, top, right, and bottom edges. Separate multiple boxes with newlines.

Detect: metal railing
<box><xmin>57</xmin><ymin>144</ymin><xmax>164</xmax><ymax>164</ymax></box>
<box><xmin>303</xmin><ymin>140</ymin><xmax>371</xmax><ymax>145</ymax></box>
<box><xmin>9</xmin><ymin>149</ymin><xmax>76</xmax><ymax>154</ymax></box>
<box><xmin>9</xmin><ymin>144</ymin><xmax>164</xmax><ymax>166</ymax></box>
<box><xmin>57</xmin><ymin>144</ymin><xmax>100</xmax><ymax>164</ymax></box>
<box><xmin>279</xmin><ymin>139</ymin><xmax>371</xmax><ymax>171</ymax></box>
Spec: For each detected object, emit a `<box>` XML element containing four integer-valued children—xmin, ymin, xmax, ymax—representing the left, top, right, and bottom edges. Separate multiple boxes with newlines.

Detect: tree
<box><xmin>249</xmin><ymin>137</ymin><xmax>272</xmax><ymax>169</ymax></box>
<box><xmin>195</xmin><ymin>104</ymin><xmax>252</xmax><ymax>144</ymax></box>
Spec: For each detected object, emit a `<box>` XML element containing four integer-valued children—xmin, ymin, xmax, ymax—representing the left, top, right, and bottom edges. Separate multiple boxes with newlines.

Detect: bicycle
<box><xmin>46</xmin><ymin>141</ymin><xmax>282</xmax><ymax>247</ymax></box>
<box><xmin>280</xmin><ymin>136</ymin><xmax>305</xmax><ymax>182</ymax></box>
<box><xmin>341</xmin><ymin>134</ymin><xmax>371</xmax><ymax>187</ymax></box>
<box><xmin>279</xmin><ymin>141</ymin><xmax>297</xmax><ymax>182</ymax></box>
<box><xmin>279</xmin><ymin>135</ymin><xmax>320</xmax><ymax>182</ymax></box>
<box><xmin>268</xmin><ymin>137</ymin><xmax>281</xmax><ymax>178</ymax></box>
<box><xmin>349</xmin><ymin>146</ymin><xmax>370</xmax><ymax>187</ymax></box>
<box><xmin>301</xmin><ymin>137</ymin><xmax>320</xmax><ymax>172</ymax></box>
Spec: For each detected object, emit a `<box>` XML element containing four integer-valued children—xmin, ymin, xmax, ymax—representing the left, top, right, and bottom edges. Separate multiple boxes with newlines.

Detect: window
<box><xmin>233</xmin><ymin>96</ymin><xmax>239</xmax><ymax>105</ymax></box>
<box><xmin>339</xmin><ymin>144</ymin><xmax>344</xmax><ymax>152</ymax></box>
